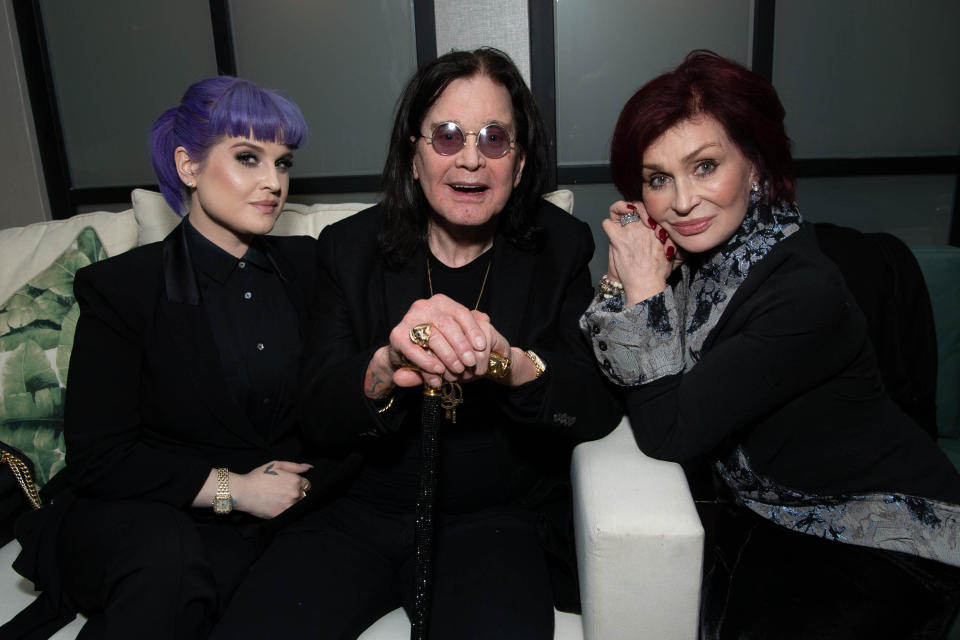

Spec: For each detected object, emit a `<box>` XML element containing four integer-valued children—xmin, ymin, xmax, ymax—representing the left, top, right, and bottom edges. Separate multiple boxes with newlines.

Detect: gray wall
<box><xmin>3</xmin><ymin>0</ymin><xmax>956</xmax><ymax>251</ymax></box>
<box><xmin>1</xmin><ymin>0</ymin><xmax>49</xmax><ymax>227</ymax></box>
<box><xmin>0</xmin><ymin>0</ymin><xmax>531</xmax><ymax>230</ymax></box>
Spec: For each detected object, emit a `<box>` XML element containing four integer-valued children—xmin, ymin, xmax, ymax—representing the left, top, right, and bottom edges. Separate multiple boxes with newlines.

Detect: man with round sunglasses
<box><xmin>211</xmin><ymin>47</ymin><xmax>620</xmax><ymax>639</ymax></box>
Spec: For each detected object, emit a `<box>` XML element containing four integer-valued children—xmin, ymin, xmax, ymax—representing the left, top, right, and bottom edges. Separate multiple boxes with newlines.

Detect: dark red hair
<box><xmin>610</xmin><ymin>50</ymin><xmax>795</xmax><ymax>205</ymax></box>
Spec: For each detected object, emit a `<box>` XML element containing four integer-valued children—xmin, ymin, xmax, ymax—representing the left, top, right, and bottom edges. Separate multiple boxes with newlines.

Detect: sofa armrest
<box><xmin>572</xmin><ymin>417</ymin><xmax>703</xmax><ymax>640</ymax></box>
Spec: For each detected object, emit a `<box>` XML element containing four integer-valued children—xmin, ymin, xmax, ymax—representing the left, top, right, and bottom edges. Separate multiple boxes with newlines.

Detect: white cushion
<box><xmin>131</xmin><ymin>188</ymin><xmax>576</xmax><ymax>246</ymax></box>
<box><xmin>269</xmin><ymin>202</ymin><xmax>370</xmax><ymax>237</ymax></box>
<box><xmin>543</xmin><ymin>188</ymin><xmax>574</xmax><ymax>214</ymax></box>
<box><xmin>130</xmin><ymin>188</ymin><xmax>181</xmax><ymax>245</ymax></box>
<box><xmin>0</xmin><ymin>211</ymin><xmax>137</xmax><ymax>304</ymax></box>
<box><xmin>572</xmin><ymin>418</ymin><xmax>704</xmax><ymax>640</ymax></box>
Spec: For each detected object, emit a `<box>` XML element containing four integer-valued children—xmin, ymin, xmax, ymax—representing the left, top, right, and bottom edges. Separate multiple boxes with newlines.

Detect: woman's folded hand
<box><xmin>232</xmin><ymin>460</ymin><xmax>313</xmax><ymax>519</ymax></box>
<box><xmin>603</xmin><ymin>200</ymin><xmax>681</xmax><ymax>305</ymax></box>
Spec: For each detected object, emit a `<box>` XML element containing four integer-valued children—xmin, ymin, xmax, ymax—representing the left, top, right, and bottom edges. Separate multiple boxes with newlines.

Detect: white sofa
<box><xmin>0</xmin><ymin>190</ymin><xmax>703</xmax><ymax>639</ymax></box>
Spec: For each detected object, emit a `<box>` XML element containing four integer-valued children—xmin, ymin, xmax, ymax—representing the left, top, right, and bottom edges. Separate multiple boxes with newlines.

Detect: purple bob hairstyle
<box><xmin>149</xmin><ymin>76</ymin><xmax>308</xmax><ymax>215</ymax></box>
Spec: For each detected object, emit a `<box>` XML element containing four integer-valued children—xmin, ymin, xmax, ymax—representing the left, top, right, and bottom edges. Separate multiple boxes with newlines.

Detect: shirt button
<box><xmin>598</xmin><ymin>341</ymin><xmax>607</xmax><ymax>351</ymax></box>
<box><xmin>591</xmin><ymin>325</ymin><xmax>600</xmax><ymax>336</ymax></box>
<box><xmin>257</xmin><ymin>343</ymin><xmax>265</xmax><ymax>351</ymax></box>
<box><xmin>263</xmin><ymin>397</ymin><xmax>271</xmax><ymax>405</ymax></box>
<box><xmin>243</xmin><ymin>291</ymin><xmax>252</xmax><ymax>300</ymax></box>
<box><xmin>238</xmin><ymin>261</ymin><xmax>246</xmax><ymax>269</ymax></box>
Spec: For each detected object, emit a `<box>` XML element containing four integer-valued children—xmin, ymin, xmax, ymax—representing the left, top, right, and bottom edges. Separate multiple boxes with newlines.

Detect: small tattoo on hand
<box><xmin>365</xmin><ymin>370</ymin><xmax>391</xmax><ymax>400</ymax></box>
<box><xmin>263</xmin><ymin>463</ymin><xmax>279</xmax><ymax>476</ymax></box>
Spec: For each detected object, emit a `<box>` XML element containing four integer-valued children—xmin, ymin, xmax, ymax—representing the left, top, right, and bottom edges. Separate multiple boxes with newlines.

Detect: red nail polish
<box><xmin>648</xmin><ymin>218</ymin><xmax>657</xmax><ymax>229</ymax></box>
<box><xmin>626</xmin><ymin>203</ymin><xmax>636</xmax><ymax>210</ymax></box>
<box><xmin>658</xmin><ymin>229</ymin><xmax>667</xmax><ymax>242</ymax></box>
<box><xmin>666</xmin><ymin>246</ymin><xmax>675</xmax><ymax>259</ymax></box>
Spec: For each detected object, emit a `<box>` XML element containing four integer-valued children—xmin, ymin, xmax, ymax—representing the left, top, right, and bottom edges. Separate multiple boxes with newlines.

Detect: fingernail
<box><xmin>666</xmin><ymin>246</ymin><xmax>675</xmax><ymax>259</ymax></box>
<box><xmin>625</xmin><ymin>203</ymin><xmax>636</xmax><ymax>210</ymax></box>
<box><xmin>658</xmin><ymin>229</ymin><xmax>667</xmax><ymax>242</ymax></box>
<box><xmin>462</xmin><ymin>351</ymin><xmax>476</xmax><ymax>366</ymax></box>
<box><xmin>474</xmin><ymin>337</ymin><xmax>485</xmax><ymax>350</ymax></box>
<box><xmin>648</xmin><ymin>218</ymin><xmax>657</xmax><ymax>229</ymax></box>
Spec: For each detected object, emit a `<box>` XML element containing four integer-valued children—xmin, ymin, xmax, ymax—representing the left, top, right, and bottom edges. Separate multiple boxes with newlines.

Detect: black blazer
<box><xmin>60</xmin><ymin>221</ymin><xmax>329</xmax><ymax>507</ymax></box>
<box><xmin>299</xmin><ymin>200</ymin><xmax>621</xmax><ymax>452</ymax></box>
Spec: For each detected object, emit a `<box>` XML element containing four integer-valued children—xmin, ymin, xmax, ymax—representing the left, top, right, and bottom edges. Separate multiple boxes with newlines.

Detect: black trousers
<box><xmin>699</xmin><ymin>504</ymin><xmax>960</xmax><ymax>639</ymax></box>
<box><xmin>57</xmin><ymin>499</ymin><xmax>262</xmax><ymax>640</ymax></box>
<box><xmin>211</xmin><ymin>495</ymin><xmax>555</xmax><ymax>640</ymax></box>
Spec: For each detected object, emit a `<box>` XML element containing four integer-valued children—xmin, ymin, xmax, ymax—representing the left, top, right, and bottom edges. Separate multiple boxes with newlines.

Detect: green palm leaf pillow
<box><xmin>0</xmin><ymin>226</ymin><xmax>107</xmax><ymax>488</ymax></box>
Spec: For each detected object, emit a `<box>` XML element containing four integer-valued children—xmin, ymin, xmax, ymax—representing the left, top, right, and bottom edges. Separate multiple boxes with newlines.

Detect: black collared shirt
<box><xmin>184</xmin><ymin>218</ymin><xmax>301</xmax><ymax>437</ymax></box>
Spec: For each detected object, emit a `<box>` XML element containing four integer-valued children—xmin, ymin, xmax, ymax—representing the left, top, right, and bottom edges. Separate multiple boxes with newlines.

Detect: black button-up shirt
<box><xmin>184</xmin><ymin>218</ymin><xmax>301</xmax><ymax>437</ymax></box>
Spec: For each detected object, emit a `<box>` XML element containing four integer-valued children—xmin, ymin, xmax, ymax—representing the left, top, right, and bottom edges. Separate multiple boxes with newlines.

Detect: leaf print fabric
<box><xmin>0</xmin><ymin>227</ymin><xmax>106</xmax><ymax>488</ymax></box>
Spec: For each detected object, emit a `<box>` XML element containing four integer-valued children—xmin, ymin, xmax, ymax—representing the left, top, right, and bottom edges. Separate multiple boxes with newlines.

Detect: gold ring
<box><xmin>409</xmin><ymin>323</ymin><xmax>432</xmax><ymax>348</ymax></box>
<box><xmin>398</xmin><ymin>354</ymin><xmax>421</xmax><ymax>371</ymax></box>
<box><xmin>487</xmin><ymin>352</ymin><xmax>511</xmax><ymax>379</ymax></box>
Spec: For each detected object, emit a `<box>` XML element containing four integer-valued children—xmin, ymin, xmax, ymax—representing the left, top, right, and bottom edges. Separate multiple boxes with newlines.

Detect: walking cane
<box><xmin>411</xmin><ymin>384</ymin><xmax>442</xmax><ymax>640</ymax></box>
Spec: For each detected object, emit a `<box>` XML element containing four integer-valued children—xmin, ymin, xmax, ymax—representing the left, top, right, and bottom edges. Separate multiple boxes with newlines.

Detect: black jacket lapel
<box><xmin>486</xmin><ymin>236</ymin><xmax>536</xmax><ymax>344</ymax></box>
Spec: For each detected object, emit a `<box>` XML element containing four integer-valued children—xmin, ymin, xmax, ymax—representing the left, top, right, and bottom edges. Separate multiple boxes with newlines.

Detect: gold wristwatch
<box><xmin>213</xmin><ymin>467</ymin><xmax>233</xmax><ymax>514</ymax></box>
<box><xmin>524</xmin><ymin>350</ymin><xmax>546</xmax><ymax>378</ymax></box>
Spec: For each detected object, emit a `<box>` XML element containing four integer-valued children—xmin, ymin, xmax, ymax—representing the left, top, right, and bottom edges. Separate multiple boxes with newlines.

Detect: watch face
<box><xmin>213</xmin><ymin>496</ymin><xmax>233</xmax><ymax>514</ymax></box>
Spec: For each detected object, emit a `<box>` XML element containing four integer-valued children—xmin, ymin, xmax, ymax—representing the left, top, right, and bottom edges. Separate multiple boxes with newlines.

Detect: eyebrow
<box><xmin>642</xmin><ymin>141</ymin><xmax>721</xmax><ymax>171</ymax></box>
<box><xmin>229</xmin><ymin>140</ymin><xmax>293</xmax><ymax>158</ymax></box>
<box><xmin>427</xmin><ymin>119</ymin><xmax>513</xmax><ymax>131</ymax></box>
<box><xmin>230</xmin><ymin>140</ymin><xmax>264</xmax><ymax>151</ymax></box>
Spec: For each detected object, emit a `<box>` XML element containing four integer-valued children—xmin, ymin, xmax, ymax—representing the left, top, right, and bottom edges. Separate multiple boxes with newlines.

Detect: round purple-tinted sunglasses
<box><xmin>421</xmin><ymin>122</ymin><xmax>516</xmax><ymax>159</ymax></box>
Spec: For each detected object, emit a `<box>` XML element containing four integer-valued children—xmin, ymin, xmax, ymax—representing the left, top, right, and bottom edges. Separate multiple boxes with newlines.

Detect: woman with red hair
<box><xmin>581</xmin><ymin>51</ymin><xmax>960</xmax><ymax>637</ymax></box>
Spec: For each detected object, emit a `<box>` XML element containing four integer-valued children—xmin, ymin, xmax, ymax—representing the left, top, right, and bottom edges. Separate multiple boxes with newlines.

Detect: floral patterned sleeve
<box><xmin>579</xmin><ymin>287</ymin><xmax>684</xmax><ymax>387</ymax></box>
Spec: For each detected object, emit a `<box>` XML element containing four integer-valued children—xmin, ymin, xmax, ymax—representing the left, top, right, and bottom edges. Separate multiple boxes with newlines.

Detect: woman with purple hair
<box><xmin>4</xmin><ymin>76</ymin><xmax>355</xmax><ymax>639</ymax></box>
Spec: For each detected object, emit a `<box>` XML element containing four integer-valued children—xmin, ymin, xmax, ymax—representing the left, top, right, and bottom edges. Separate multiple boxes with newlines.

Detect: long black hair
<box><xmin>378</xmin><ymin>47</ymin><xmax>549</xmax><ymax>266</ymax></box>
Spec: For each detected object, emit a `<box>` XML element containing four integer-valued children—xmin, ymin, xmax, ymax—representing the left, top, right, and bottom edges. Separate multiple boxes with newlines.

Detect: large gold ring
<box><xmin>487</xmin><ymin>352</ymin><xmax>511</xmax><ymax>379</ymax></box>
<box><xmin>409</xmin><ymin>323</ymin><xmax>432</xmax><ymax>348</ymax></box>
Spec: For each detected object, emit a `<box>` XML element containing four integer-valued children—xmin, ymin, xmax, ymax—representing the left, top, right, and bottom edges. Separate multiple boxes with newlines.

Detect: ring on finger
<box><xmin>487</xmin><ymin>352</ymin><xmax>511</xmax><ymax>379</ymax></box>
<box><xmin>409</xmin><ymin>323</ymin><xmax>432</xmax><ymax>348</ymax></box>
<box><xmin>620</xmin><ymin>212</ymin><xmax>640</xmax><ymax>226</ymax></box>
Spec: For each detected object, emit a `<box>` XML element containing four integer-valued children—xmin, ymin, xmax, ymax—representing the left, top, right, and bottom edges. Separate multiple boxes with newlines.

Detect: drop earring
<box><xmin>749</xmin><ymin>181</ymin><xmax>762</xmax><ymax>205</ymax></box>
